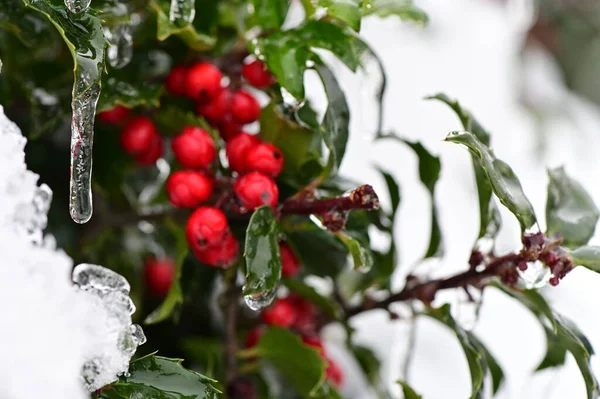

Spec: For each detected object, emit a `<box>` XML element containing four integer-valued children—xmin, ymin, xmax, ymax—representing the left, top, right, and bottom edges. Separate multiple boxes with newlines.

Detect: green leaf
<box><xmin>96</xmin><ymin>354</ymin><xmax>220</xmax><ymax>399</ymax></box>
<box><xmin>428</xmin><ymin>93</ymin><xmax>501</xmax><ymax>240</ymax></box>
<box><xmin>352</xmin><ymin>344</ymin><xmax>390</xmax><ymax>397</ymax></box>
<box><xmin>250</xmin><ymin>0</ymin><xmax>289</xmax><ymax>29</ymax></box>
<box><xmin>243</xmin><ymin>206</ymin><xmax>282</xmax><ymax>296</ymax></box>
<box><xmin>378</xmin><ymin>168</ymin><xmax>401</xmax><ymax>217</ymax></box>
<box><xmin>144</xmin><ymin>219</ymin><xmax>188</xmax><ymax>325</ymax></box>
<box><xmin>283</xmin><ymin>277</ymin><xmax>343</xmax><ymax>319</ymax></box>
<box><xmin>426</xmin><ymin>304</ymin><xmax>486</xmax><ymax>399</ymax></box>
<box><xmin>570</xmin><ymin>245</ymin><xmax>600</xmax><ymax>272</ymax></box>
<box><xmin>255</xmin><ymin>327</ymin><xmax>327</xmax><ymax>397</ymax></box>
<box><xmin>98</xmin><ymin>76</ymin><xmax>163</xmax><ymax>112</ymax></box>
<box><xmin>470</xmin><ymin>335</ymin><xmax>505</xmax><ymax>394</ymax></box>
<box><xmin>336</xmin><ymin>231</ymin><xmax>373</xmax><ymax>271</ymax></box>
<box><xmin>153</xmin><ymin>105</ymin><xmax>220</xmax><ymax>143</ymax></box>
<box><xmin>445</xmin><ymin>131</ymin><xmax>536</xmax><ymax>232</ymax></box>
<box><xmin>397</xmin><ymin>381</ymin><xmax>423</xmax><ymax>399</ymax></box>
<box><xmin>318</xmin><ymin>0</ymin><xmax>362</xmax><ymax>31</ymax></box>
<box><xmin>537</xmin><ymin>326</ymin><xmax>568</xmax><ymax>371</ymax></box>
<box><xmin>363</xmin><ymin>0</ymin><xmax>428</xmax><ymax>25</ymax></box>
<box><xmin>546</xmin><ymin>166</ymin><xmax>599</xmax><ymax>248</ymax></box>
<box><xmin>149</xmin><ymin>0</ymin><xmax>215</xmax><ymax>50</ymax></box>
<box><xmin>315</xmin><ymin>63</ymin><xmax>350</xmax><ymax>178</ymax></box>
<box><xmin>259</xmin><ymin>102</ymin><xmax>323</xmax><ymax>184</ymax></box>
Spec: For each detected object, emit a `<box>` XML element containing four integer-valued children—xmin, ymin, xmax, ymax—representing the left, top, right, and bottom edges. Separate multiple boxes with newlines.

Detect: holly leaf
<box><xmin>96</xmin><ymin>354</ymin><xmax>220</xmax><ymax>399</ymax></box>
<box><xmin>363</xmin><ymin>0</ymin><xmax>428</xmax><ymax>25</ymax></box>
<box><xmin>250</xmin><ymin>0</ymin><xmax>290</xmax><ymax>29</ymax></box>
<box><xmin>153</xmin><ymin>105</ymin><xmax>220</xmax><ymax>145</ymax></box>
<box><xmin>428</xmin><ymin>94</ymin><xmax>501</xmax><ymax>240</ymax></box>
<box><xmin>336</xmin><ymin>231</ymin><xmax>373</xmax><ymax>271</ymax></box>
<box><xmin>98</xmin><ymin>76</ymin><xmax>163</xmax><ymax>112</ymax></box>
<box><xmin>252</xmin><ymin>327</ymin><xmax>327</xmax><ymax>397</ymax></box>
<box><xmin>445</xmin><ymin>131</ymin><xmax>536</xmax><ymax>232</ymax></box>
<box><xmin>570</xmin><ymin>245</ymin><xmax>600</xmax><ymax>273</ymax></box>
<box><xmin>283</xmin><ymin>277</ymin><xmax>343</xmax><ymax>319</ymax></box>
<box><xmin>537</xmin><ymin>326</ymin><xmax>568</xmax><ymax>371</ymax></box>
<box><xmin>243</xmin><ymin>206</ymin><xmax>282</xmax><ymax>297</ymax></box>
<box><xmin>546</xmin><ymin>166</ymin><xmax>599</xmax><ymax>248</ymax></box>
<box><xmin>149</xmin><ymin>0</ymin><xmax>215</xmax><ymax>50</ymax></box>
<box><xmin>426</xmin><ymin>304</ymin><xmax>486</xmax><ymax>399</ymax></box>
<box><xmin>470</xmin><ymin>335</ymin><xmax>505</xmax><ymax>394</ymax></box>
<box><xmin>317</xmin><ymin>0</ymin><xmax>362</xmax><ymax>31</ymax></box>
<box><xmin>397</xmin><ymin>381</ymin><xmax>423</xmax><ymax>399</ymax></box>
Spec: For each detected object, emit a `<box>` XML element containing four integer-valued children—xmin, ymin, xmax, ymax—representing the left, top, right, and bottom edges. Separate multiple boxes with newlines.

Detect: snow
<box><xmin>0</xmin><ymin>105</ymin><xmax>144</xmax><ymax>399</ymax></box>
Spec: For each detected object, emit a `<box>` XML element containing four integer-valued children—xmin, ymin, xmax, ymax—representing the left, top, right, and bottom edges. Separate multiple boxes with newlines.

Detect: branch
<box><xmin>281</xmin><ymin>184</ymin><xmax>380</xmax><ymax>215</ymax></box>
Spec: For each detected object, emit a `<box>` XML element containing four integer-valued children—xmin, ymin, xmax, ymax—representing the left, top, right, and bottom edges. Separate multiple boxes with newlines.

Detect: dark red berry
<box><xmin>245</xmin><ymin>143</ymin><xmax>284</xmax><ymax>177</ymax></box>
<box><xmin>185</xmin><ymin>62</ymin><xmax>223</xmax><ymax>101</ymax></box>
<box><xmin>120</xmin><ymin>116</ymin><xmax>160</xmax><ymax>156</ymax></box>
<box><xmin>186</xmin><ymin>206</ymin><xmax>229</xmax><ymax>250</ymax></box>
<box><xmin>98</xmin><ymin>105</ymin><xmax>131</xmax><ymax>125</ymax></box>
<box><xmin>245</xmin><ymin>327</ymin><xmax>264</xmax><ymax>348</ymax></box>
<box><xmin>280</xmin><ymin>242</ymin><xmax>301</xmax><ymax>277</ymax></box>
<box><xmin>165</xmin><ymin>65</ymin><xmax>188</xmax><ymax>97</ymax></box>
<box><xmin>242</xmin><ymin>60</ymin><xmax>275</xmax><ymax>88</ymax></box>
<box><xmin>291</xmin><ymin>296</ymin><xmax>317</xmax><ymax>334</ymax></box>
<box><xmin>326</xmin><ymin>358</ymin><xmax>343</xmax><ymax>387</ymax></box>
<box><xmin>194</xmin><ymin>233</ymin><xmax>239</xmax><ymax>268</ymax></box>
<box><xmin>196</xmin><ymin>89</ymin><xmax>231</xmax><ymax>123</ymax></box>
<box><xmin>226</xmin><ymin>133</ymin><xmax>261</xmax><ymax>173</ymax></box>
<box><xmin>230</xmin><ymin>90</ymin><xmax>261</xmax><ymax>124</ymax></box>
<box><xmin>166</xmin><ymin>170</ymin><xmax>213</xmax><ymax>208</ymax></box>
<box><xmin>302</xmin><ymin>335</ymin><xmax>325</xmax><ymax>355</ymax></box>
<box><xmin>262</xmin><ymin>298</ymin><xmax>297</xmax><ymax>327</ymax></box>
<box><xmin>144</xmin><ymin>257</ymin><xmax>176</xmax><ymax>297</ymax></box>
<box><xmin>135</xmin><ymin>134</ymin><xmax>164</xmax><ymax>165</ymax></box>
<box><xmin>218</xmin><ymin>120</ymin><xmax>243</xmax><ymax>142</ymax></box>
<box><xmin>234</xmin><ymin>172</ymin><xmax>279</xmax><ymax>211</ymax></box>
<box><xmin>171</xmin><ymin>126</ymin><xmax>216</xmax><ymax>169</ymax></box>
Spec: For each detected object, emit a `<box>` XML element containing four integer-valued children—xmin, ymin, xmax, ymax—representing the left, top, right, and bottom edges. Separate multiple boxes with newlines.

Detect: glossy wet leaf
<box><xmin>445</xmin><ymin>131</ymin><xmax>536</xmax><ymax>232</ymax></box>
<box><xmin>98</xmin><ymin>76</ymin><xmax>163</xmax><ymax>112</ymax></box>
<box><xmin>471</xmin><ymin>335</ymin><xmax>504</xmax><ymax>394</ymax></box>
<box><xmin>546</xmin><ymin>166</ymin><xmax>599</xmax><ymax>248</ymax></box>
<box><xmin>426</xmin><ymin>304</ymin><xmax>486</xmax><ymax>399</ymax></box>
<box><xmin>153</xmin><ymin>105</ymin><xmax>220</xmax><ymax>144</ymax></box>
<box><xmin>253</xmin><ymin>327</ymin><xmax>327</xmax><ymax>397</ymax></box>
<box><xmin>1</xmin><ymin>1</ymin><xmax>54</xmax><ymax>47</ymax></box>
<box><xmin>96</xmin><ymin>354</ymin><xmax>220</xmax><ymax>399</ymax></box>
<box><xmin>570</xmin><ymin>245</ymin><xmax>600</xmax><ymax>273</ymax></box>
<box><xmin>149</xmin><ymin>0</ymin><xmax>215</xmax><ymax>50</ymax></box>
<box><xmin>336</xmin><ymin>231</ymin><xmax>373</xmax><ymax>271</ymax></box>
<box><xmin>243</xmin><ymin>206</ymin><xmax>282</xmax><ymax>296</ymax></box>
<box><xmin>318</xmin><ymin>0</ymin><xmax>362</xmax><ymax>31</ymax></box>
<box><xmin>363</xmin><ymin>0</ymin><xmax>428</xmax><ymax>25</ymax></box>
<box><xmin>283</xmin><ymin>277</ymin><xmax>343</xmax><ymax>319</ymax></box>
<box><xmin>250</xmin><ymin>0</ymin><xmax>290</xmax><ymax>29</ymax></box>
<box><xmin>537</xmin><ymin>326</ymin><xmax>568</xmax><ymax>371</ymax></box>
<box><xmin>397</xmin><ymin>381</ymin><xmax>422</xmax><ymax>399</ymax></box>
<box><xmin>428</xmin><ymin>94</ymin><xmax>501</xmax><ymax>240</ymax></box>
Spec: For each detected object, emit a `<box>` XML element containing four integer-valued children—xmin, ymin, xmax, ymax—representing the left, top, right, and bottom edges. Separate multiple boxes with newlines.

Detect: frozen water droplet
<box><xmin>518</xmin><ymin>260</ymin><xmax>550</xmax><ymax>289</ymax></box>
<box><xmin>169</xmin><ymin>0</ymin><xmax>196</xmax><ymax>24</ymax></box>
<box><xmin>243</xmin><ymin>287</ymin><xmax>277</xmax><ymax>311</ymax></box>
<box><xmin>73</xmin><ymin>263</ymin><xmax>131</xmax><ymax>295</ymax></box>
<box><xmin>69</xmin><ymin>79</ymin><xmax>101</xmax><ymax>224</ymax></box>
<box><xmin>64</xmin><ymin>0</ymin><xmax>91</xmax><ymax>14</ymax></box>
<box><xmin>130</xmin><ymin>324</ymin><xmax>147</xmax><ymax>346</ymax></box>
<box><xmin>123</xmin><ymin>158</ymin><xmax>170</xmax><ymax>207</ymax></box>
<box><xmin>107</xmin><ymin>23</ymin><xmax>133</xmax><ymax>69</ymax></box>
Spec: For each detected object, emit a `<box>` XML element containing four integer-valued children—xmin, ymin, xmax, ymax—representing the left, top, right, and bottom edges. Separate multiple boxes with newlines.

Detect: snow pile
<box><xmin>0</xmin><ymin>105</ymin><xmax>145</xmax><ymax>399</ymax></box>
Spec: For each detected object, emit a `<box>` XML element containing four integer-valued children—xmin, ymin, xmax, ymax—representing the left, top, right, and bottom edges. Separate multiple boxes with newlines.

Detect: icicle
<box><xmin>64</xmin><ymin>0</ymin><xmax>91</xmax><ymax>14</ymax></box>
<box><xmin>107</xmin><ymin>23</ymin><xmax>133</xmax><ymax>69</ymax></box>
<box><xmin>169</xmin><ymin>0</ymin><xmax>196</xmax><ymax>24</ymax></box>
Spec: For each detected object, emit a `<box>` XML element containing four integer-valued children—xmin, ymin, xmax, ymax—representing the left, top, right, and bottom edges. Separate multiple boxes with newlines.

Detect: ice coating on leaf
<box><xmin>106</xmin><ymin>23</ymin><xmax>134</xmax><ymax>69</ymax></box>
<box><xmin>64</xmin><ymin>0</ymin><xmax>91</xmax><ymax>14</ymax></box>
<box><xmin>0</xmin><ymin>105</ymin><xmax>144</xmax><ymax>398</ymax></box>
<box><xmin>243</xmin><ymin>287</ymin><xmax>277</xmax><ymax>311</ymax></box>
<box><xmin>169</xmin><ymin>0</ymin><xmax>196</xmax><ymax>24</ymax></box>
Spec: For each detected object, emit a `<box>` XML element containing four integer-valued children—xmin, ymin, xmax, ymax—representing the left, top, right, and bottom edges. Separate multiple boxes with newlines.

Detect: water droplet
<box><xmin>243</xmin><ymin>287</ymin><xmax>277</xmax><ymax>311</ymax></box>
<box><xmin>64</xmin><ymin>0</ymin><xmax>91</xmax><ymax>14</ymax></box>
<box><xmin>169</xmin><ymin>0</ymin><xmax>196</xmax><ymax>24</ymax></box>
<box><xmin>517</xmin><ymin>260</ymin><xmax>550</xmax><ymax>289</ymax></box>
<box><xmin>107</xmin><ymin>24</ymin><xmax>133</xmax><ymax>69</ymax></box>
<box><xmin>130</xmin><ymin>324</ymin><xmax>147</xmax><ymax>346</ymax></box>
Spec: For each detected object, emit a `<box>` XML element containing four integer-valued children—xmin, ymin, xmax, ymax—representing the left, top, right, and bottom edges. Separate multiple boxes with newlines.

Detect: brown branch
<box><xmin>281</xmin><ymin>184</ymin><xmax>380</xmax><ymax>215</ymax></box>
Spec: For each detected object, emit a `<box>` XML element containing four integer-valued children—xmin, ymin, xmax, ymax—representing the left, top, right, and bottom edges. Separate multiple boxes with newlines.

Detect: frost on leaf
<box><xmin>0</xmin><ymin>105</ymin><xmax>144</xmax><ymax>399</ymax></box>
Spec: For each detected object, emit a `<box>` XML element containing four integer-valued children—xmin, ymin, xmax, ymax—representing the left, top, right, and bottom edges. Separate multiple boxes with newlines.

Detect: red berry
<box><xmin>291</xmin><ymin>296</ymin><xmax>317</xmax><ymax>334</ymax></box>
<box><xmin>242</xmin><ymin>60</ymin><xmax>275</xmax><ymax>88</ymax></box>
<box><xmin>245</xmin><ymin>327</ymin><xmax>264</xmax><ymax>349</ymax></box>
<box><xmin>302</xmin><ymin>335</ymin><xmax>325</xmax><ymax>355</ymax></box>
<box><xmin>165</xmin><ymin>65</ymin><xmax>188</xmax><ymax>96</ymax></box>
<box><xmin>326</xmin><ymin>358</ymin><xmax>343</xmax><ymax>387</ymax></box>
<box><xmin>194</xmin><ymin>233</ymin><xmax>239</xmax><ymax>268</ymax></box>
<box><xmin>185</xmin><ymin>62</ymin><xmax>223</xmax><ymax>101</ymax></box>
<box><xmin>196</xmin><ymin>89</ymin><xmax>231</xmax><ymax>123</ymax></box>
<box><xmin>245</xmin><ymin>143</ymin><xmax>284</xmax><ymax>177</ymax></box>
<box><xmin>135</xmin><ymin>134</ymin><xmax>164</xmax><ymax>165</ymax></box>
<box><xmin>234</xmin><ymin>172</ymin><xmax>279</xmax><ymax>211</ymax></box>
<box><xmin>226</xmin><ymin>133</ymin><xmax>261</xmax><ymax>173</ymax></box>
<box><xmin>280</xmin><ymin>242</ymin><xmax>301</xmax><ymax>277</ymax></box>
<box><xmin>120</xmin><ymin>116</ymin><xmax>160</xmax><ymax>156</ymax></box>
<box><xmin>166</xmin><ymin>170</ymin><xmax>213</xmax><ymax>208</ymax></box>
<box><xmin>171</xmin><ymin>126</ymin><xmax>216</xmax><ymax>169</ymax></box>
<box><xmin>218</xmin><ymin>120</ymin><xmax>243</xmax><ymax>142</ymax></box>
<box><xmin>186</xmin><ymin>206</ymin><xmax>229</xmax><ymax>250</ymax></box>
<box><xmin>144</xmin><ymin>257</ymin><xmax>176</xmax><ymax>297</ymax></box>
<box><xmin>98</xmin><ymin>105</ymin><xmax>131</xmax><ymax>125</ymax></box>
<box><xmin>262</xmin><ymin>298</ymin><xmax>297</xmax><ymax>327</ymax></box>
<box><xmin>230</xmin><ymin>90</ymin><xmax>261</xmax><ymax>124</ymax></box>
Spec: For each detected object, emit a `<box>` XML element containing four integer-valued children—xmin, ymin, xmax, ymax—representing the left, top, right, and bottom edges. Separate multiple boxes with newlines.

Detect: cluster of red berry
<box><xmin>245</xmin><ymin>293</ymin><xmax>344</xmax><ymax>387</ymax></box>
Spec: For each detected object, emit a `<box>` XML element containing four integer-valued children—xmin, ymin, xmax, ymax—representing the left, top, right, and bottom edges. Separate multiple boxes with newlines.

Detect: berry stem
<box><xmin>281</xmin><ymin>185</ymin><xmax>380</xmax><ymax>215</ymax></box>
